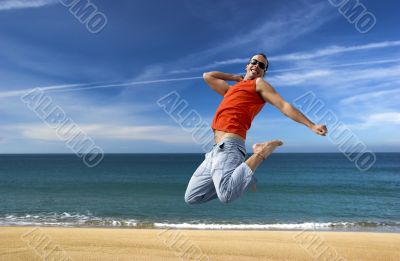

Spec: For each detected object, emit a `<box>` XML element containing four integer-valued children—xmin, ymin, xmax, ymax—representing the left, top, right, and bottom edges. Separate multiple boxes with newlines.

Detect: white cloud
<box><xmin>267</xmin><ymin>64</ymin><xmax>400</xmax><ymax>89</ymax></box>
<box><xmin>367</xmin><ymin>112</ymin><xmax>400</xmax><ymax>124</ymax></box>
<box><xmin>0</xmin><ymin>76</ymin><xmax>203</xmax><ymax>98</ymax></box>
<box><xmin>168</xmin><ymin>40</ymin><xmax>400</xmax><ymax>74</ymax></box>
<box><xmin>347</xmin><ymin>112</ymin><xmax>400</xmax><ymax>130</ymax></box>
<box><xmin>269</xmin><ymin>40</ymin><xmax>400</xmax><ymax>62</ymax></box>
<box><xmin>269</xmin><ymin>70</ymin><xmax>332</xmax><ymax>86</ymax></box>
<box><xmin>340</xmin><ymin>88</ymin><xmax>400</xmax><ymax>105</ymax></box>
<box><xmin>9</xmin><ymin>123</ymin><xmax>202</xmax><ymax>144</ymax></box>
<box><xmin>331</xmin><ymin>83</ymin><xmax>400</xmax><ymax>134</ymax></box>
<box><xmin>0</xmin><ymin>83</ymin><xmax>92</xmax><ymax>98</ymax></box>
<box><xmin>0</xmin><ymin>0</ymin><xmax>57</xmax><ymax>10</ymax></box>
<box><xmin>270</xmin><ymin>58</ymin><xmax>400</xmax><ymax>73</ymax></box>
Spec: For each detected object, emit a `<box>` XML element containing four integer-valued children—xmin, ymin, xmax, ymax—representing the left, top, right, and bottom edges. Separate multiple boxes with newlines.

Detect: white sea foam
<box><xmin>153</xmin><ymin>222</ymin><xmax>347</xmax><ymax>230</ymax></box>
<box><xmin>0</xmin><ymin>212</ymin><xmax>137</xmax><ymax>227</ymax></box>
<box><xmin>153</xmin><ymin>221</ymin><xmax>400</xmax><ymax>231</ymax></box>
<box><xmin>1</xmin><ymin>213</ymin><xmax>399</xmax><ymax>232</ymax></box>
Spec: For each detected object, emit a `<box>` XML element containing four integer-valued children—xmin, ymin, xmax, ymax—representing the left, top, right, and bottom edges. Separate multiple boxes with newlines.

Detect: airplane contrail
<box><xmin>0</xmin><ymin>76</ymin><xmax>203</xmax><ymax>98</ymax></box>
<box><xmin>46</xmin><ymin>76</ymin><xmax>203</xmax><ymax>94</ymax></box>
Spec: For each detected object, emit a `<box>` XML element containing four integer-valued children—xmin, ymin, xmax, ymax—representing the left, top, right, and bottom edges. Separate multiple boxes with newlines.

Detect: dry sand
<box><xmin>0</xmin><ymin>226</ymin><xmax>399</xmax><ymax>260</ymax></box>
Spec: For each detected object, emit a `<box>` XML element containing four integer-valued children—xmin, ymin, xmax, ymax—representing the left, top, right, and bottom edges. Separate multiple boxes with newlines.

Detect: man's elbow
<box><xmin>203</xmin><ymin>71</ymin><xmax>216</xmax><ymax>80</ymax></box>
<box><xmin>203</xmin><ymin>73</ymin><xmax>212</xmax><ymax>85</ymax></box>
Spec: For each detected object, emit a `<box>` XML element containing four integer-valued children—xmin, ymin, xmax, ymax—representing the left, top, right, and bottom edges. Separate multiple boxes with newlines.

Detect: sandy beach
<box><xmin>0</xmin><ymin>227</ymin><xmax>399</xmax><ymax>260</ymax></box>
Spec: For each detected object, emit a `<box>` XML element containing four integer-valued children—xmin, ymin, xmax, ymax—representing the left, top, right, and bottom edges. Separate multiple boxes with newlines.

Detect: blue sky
<box><xmin>0</xmin><ymin>0</ymin><xmax>399</xmax><ymax>153</ymax></box>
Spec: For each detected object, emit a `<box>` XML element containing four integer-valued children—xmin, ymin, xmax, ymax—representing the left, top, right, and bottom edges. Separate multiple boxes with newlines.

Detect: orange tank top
<box><xmin>211</xmin><ymin>79</ymin><xmax>266</xmax><ymax>139</ymax></box>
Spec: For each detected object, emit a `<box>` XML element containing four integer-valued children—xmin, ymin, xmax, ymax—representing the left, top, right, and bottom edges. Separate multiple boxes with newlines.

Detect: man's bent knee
<box><xmin>184</xmin><ymin>193</ymin><xmax>200</xmax><ymax>205</ymax></box>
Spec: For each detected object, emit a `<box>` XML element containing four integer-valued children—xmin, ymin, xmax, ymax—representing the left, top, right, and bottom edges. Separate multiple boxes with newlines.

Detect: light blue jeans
<box><xmin>184</xmin><ymin>137</ymin><xmax>256</xmax><ymax>204</ymax></box>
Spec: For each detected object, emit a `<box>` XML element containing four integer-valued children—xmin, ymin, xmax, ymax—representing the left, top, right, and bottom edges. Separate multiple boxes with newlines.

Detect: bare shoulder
<box><xmin>255</xmin><ymin>77</ymin><xmax>274</xmax><ymax>92</ymax></box>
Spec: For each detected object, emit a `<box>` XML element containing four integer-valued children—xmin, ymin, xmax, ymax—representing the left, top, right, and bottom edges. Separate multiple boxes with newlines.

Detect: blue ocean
<box><xmin>0</xmin><ymin>153</ymin><xmax>399</xmax><ymax>232</ymax></box>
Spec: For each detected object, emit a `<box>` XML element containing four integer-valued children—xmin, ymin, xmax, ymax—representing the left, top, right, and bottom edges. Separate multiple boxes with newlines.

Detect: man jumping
<box><xmin>184</xmin><ymin>53</ymin><xmax>327</xmax><ymax>204</ymax></box>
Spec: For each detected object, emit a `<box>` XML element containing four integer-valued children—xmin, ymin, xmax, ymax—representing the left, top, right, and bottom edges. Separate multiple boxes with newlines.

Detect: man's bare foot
<box><xmin>252</xmin><ymin>140</ymin><xmax>283</xmax><ymax>160</ymax></box>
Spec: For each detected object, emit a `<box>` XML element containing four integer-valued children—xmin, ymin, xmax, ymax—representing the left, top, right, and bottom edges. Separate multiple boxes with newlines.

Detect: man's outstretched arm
<box><xmin>203</xmin><ymin>71</ymin><xmax>243</xmax><ymax>96</ymax></box>
<box><xmin>256</xmin><ymin>78</ymin><xmax>328</xmax><ymax>136</ymax></box>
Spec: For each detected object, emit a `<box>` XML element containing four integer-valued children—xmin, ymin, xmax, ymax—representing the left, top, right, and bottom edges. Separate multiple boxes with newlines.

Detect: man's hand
<box><xmin>310</xmin><ymin>124</ymin><xmax>328</xmax><ymax>136</ymax></box>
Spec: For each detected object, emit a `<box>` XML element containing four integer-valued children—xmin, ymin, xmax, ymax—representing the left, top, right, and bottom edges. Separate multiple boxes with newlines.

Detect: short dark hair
<box><xmin>257</xmin><ymin>53</ymin><xmax>267</xmax><ymax>59</ymax></box>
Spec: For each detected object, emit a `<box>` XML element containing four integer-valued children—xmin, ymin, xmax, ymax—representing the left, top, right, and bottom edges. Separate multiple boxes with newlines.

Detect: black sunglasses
<box><xmin>249</xmin><ymin>59</ymin><xmax>267</xmax><ymax>71</ymax></box>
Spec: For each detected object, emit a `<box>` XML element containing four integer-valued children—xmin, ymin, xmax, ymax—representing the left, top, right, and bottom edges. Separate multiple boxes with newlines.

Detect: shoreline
<box><xmin>1</xmin><ymin>224</ymin><xmax>400</xmax><ymax>233</ymax></box>
<box><xmin>0</xmin><ymin>220</ymin><xmax>400</xmax><ymax>233</ymax></box>
<box><xmin>1</xmin><ymin>226</ymin><xmax>399</xmax><ymax>260</ymax></box>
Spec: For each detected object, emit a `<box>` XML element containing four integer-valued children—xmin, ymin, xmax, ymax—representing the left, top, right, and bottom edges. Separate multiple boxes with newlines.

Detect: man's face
<box><xmin>245</xmin><ymin>55</ymin><xmax>267</xmax><ymax>79</ymax></box>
